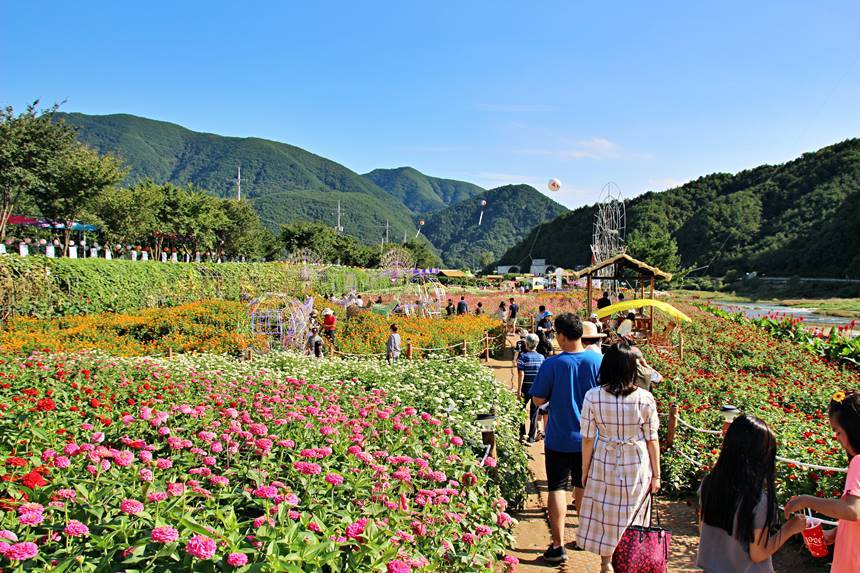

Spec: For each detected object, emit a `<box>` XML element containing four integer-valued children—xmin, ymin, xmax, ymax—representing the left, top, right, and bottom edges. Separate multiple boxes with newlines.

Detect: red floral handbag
<box><xmin>611</xmin><ymin>493</ymin><xmax>672</xmax><ymax>573</ymax></box>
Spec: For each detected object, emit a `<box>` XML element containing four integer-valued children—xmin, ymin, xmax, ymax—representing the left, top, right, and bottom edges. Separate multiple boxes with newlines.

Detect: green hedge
<box><xmin>0</xmin><ymin>256</ymin><xmax>390</xmax><ymax>318</ymax></box>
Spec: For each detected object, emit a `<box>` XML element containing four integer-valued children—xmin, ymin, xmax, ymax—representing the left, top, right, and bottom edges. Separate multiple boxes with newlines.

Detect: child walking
<box><xmin>784</xmin><ymin>390</ymin><xmax>860</xmax><ymax>572</ymax></box>
<box><xmin>697</xmin><ymin>415</ymin><xmax>805</xmax><ymax>571</ymax></box>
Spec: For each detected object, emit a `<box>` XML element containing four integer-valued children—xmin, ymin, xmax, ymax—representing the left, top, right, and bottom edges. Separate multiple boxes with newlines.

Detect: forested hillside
<box><xmin>58</xmin><ymin>113</ymin><xmax>418</xmax><ymax>243</ymax></box>
<box><xmin>423</xmin><ymin>184</ymin><xmax>567</xmax><ymax>269</ymax></box>
<box><xmin>363</xmin><ymin>167</ymin><xmax>484</xmax><ymax>214</ymax></box>
<box><xmin>496</xmin><ymin>139</ymin><xmax>860</xmax><ymax>278</ymax></box>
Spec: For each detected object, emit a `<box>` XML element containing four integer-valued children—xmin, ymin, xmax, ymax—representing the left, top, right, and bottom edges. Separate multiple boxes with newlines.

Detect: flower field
<box><xmin>0</xmin><ymin>300</ymin><xmax>263</xmax><ymax>357</ymax></box>
<box><xmin>647</xmin><ymin>302</ymin><xmax>860</xmax><ymax>503</ymax></box>
<box><xmin>0</xmin><ymin>352</ymin><xmax>525</xmax><ymax>571</ymax></box>
<box><xmin>337</xmin><ymin>314</ymin><xmax>503</xmax><ymax>358</ymax></box>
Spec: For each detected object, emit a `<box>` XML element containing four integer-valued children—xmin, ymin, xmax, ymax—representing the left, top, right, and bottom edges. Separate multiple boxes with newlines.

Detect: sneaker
<box><xmin>542</xmin><ymin>544</ymin><xmax>567</xmax><ymax>563</ymax></box>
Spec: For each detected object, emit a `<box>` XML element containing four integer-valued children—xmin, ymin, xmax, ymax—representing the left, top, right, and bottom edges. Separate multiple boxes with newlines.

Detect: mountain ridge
<box><xmin>495</xmin><ymin>138</ymin><xmax>860</xmax><ymax>278</ymax></box>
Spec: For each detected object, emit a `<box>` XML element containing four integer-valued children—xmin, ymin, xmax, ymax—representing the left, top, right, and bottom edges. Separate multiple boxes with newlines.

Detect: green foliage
<box><xmin>422</xmin><ymin>184</ymin><xmax>567</xmax><ymax>269</ymax></box>
<box><xmin>0</xmin><ymin>102</ymin><xmax>78</xmax><ymax>239</ymax></box>
<box><xmin>497</xmin><ymin>139</ymin><xmax>860</xmax><ymax>278</ymax></box>
<box><xmin>281</xmin><ymin>221</ymin><xmax>440</xmax><ymax>268</ymax></box>
<box><xmin>0</xmin><ymin>257</ymin><xmax>389</xmax><ymax>318</ymax></box>
<box><xmin>34</xmin><ymin>142</ymin><xmax>127</xmax><ymax>254</ymax></box>
<box><xmin>59</xmin><ymin>112</ymin><xmax>419</xmax><ymax>244</ymax></box>
<box><xmin>363</xmin><ymin>167</ymin><xmax>484</xmax><ymax>214</ymax></box>
<box><xmin>626</xmin><ymin>225</ymin><xmax>681</xmax><ymax>275</ymax></box>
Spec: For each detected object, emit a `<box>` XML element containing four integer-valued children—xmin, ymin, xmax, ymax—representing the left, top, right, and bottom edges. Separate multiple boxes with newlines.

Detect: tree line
<box><xmin>1</xmin><ymin>102</ymin><xmax>441</xmax><ymax>266</ymax></box>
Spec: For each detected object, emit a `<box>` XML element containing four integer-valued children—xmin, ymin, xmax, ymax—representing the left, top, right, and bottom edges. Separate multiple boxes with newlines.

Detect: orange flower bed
<box><xmin>0</xmin><ymin>299</ymin><xmax>264</xmax><ymax>356</ymax></box>
<box><xmin>337</xmin><ymin>312</ymin><xmax>503</xmax><ymax>357</ymax></box>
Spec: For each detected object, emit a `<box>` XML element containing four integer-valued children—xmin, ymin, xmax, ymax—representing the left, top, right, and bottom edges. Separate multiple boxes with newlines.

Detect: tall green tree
<box><xmin>0</xmin><ymin>102</ymin><xmax>78</xmax><ymax>239</ymax></box>
<box><xmin>216</xmin><ymin>199</ymin><xmax>275</xmax><ymax>261</ymax></box>
<box><xmin>626</xmin><ymin>225</ymin><xmax>681</xmax><ymax>276</ymax></box>
<box><xmin>88</xmin><ymin>179</ymin><xmax>162</xmax><ymax>247</ymax></box>
<box><xmin>35</xmin><ymin>142</ymin><xmax>126</xmax><ymax>255</ymax></box>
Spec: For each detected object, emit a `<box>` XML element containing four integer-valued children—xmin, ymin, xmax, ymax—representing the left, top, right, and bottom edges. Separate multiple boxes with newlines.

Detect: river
<box><xmin>711</xmin><ymin>301</ymin><xmax>858</xmax><ymax>337</ymax></box>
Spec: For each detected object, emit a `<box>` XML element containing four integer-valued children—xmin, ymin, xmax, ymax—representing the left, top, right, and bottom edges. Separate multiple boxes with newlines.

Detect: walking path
<box><xmin>485</xmin><ymin>336</ymin><xmax>818</xmax><ymax>573</ymax></box>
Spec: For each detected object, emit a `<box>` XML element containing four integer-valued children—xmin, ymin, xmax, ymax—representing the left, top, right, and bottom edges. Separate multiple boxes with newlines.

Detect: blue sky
<box><xmin>3</xmin><ymin>1</ymin><xmax>859</xmax><ymax>208</ymax></box>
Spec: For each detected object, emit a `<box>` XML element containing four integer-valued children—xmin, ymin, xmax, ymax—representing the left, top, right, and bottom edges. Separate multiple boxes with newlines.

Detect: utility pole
<box><xmin>236</xmin><ymin>166</ymin><xmax>241</xmax><ymax>201</ymax></box>
<box><xmin>335</xmin><ymin>201</ymin><xmax>344</xmax><ymax>233</ymax></box>
<box><xmin>385</xmin><ymin>220</ymin><xmax>390</xmax><ymax>244</ymax></box>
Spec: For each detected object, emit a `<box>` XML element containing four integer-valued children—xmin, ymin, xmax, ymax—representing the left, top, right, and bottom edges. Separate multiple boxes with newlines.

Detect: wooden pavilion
<box><xmin>571</xmin><ymin>253</ymin><xmax>673</xmax><ymax>338</ymax></box>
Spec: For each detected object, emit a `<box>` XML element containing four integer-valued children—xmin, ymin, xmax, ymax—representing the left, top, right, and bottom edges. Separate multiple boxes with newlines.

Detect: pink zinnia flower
<box><xmin>64</xmin><ymin>520</ymin><xmax>90</xmax><ymax>537</ymax></box>
<box><xmin>19</xmin><ymin>511</ymin><xmax>44</xmax><ymax>526</ymax></box>
<box><xmin>253</xmin><ymin>485</ymin><xmax>278</xmax><ymax>499</ymax></box>
<box><xmin>120</xmin><ymin>499</ymin><xmax>145</xmax><ymax>515</ymax></box>
<box><xmin>167</xmin><ymin>482</ymin><xmax>185</xmax><ymax>496</ymax></box>
<box><xmin>387</xmin><ymin>559</ymin><xmax>411</xmax><ymax>573</ymax></box>
<box><xmin>227</xmin><ymin>552</ymin><xmax>248</xmax><ymax>566</ymax></box>
<box><xmin>151</xmin><ymin>526</ymin><xmax>179</xmax><ymax>544</ymax></box>
<box><xmin>0</xmin><ymin>530</ymin><xmax>18</xmax><ymax>542</ymax></box>
<box><xmin>324</xmin><ymin>473</ymin><xmax>344</xmax><ymax>486</ymax></box>
<box><xmin>5</xmin><ymin>541</ymin><xmax>38</xmax><ymax>561</ymax></box>
<box><xmin>185</xmin><ymin>534</ymin><xmax>217</xmax><ymax>560</ymax></box>
<box><xmin>54</xmin><ymin>455</ymin><xmax>71</xmax><ymax>469</ymax></box>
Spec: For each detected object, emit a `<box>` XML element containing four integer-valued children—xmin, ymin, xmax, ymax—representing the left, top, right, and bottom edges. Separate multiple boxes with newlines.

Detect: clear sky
<box><xmin>3</xmin><ymin>1</ymin><xmax>859</xmax><ymax>208</ymax></box>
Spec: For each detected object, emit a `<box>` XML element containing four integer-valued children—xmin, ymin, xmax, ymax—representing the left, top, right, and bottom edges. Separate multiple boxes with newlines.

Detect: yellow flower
<box><xmin>833</xmin><ymin>391</ymin><xmax>846</xmax><ymax>404</ymax></box>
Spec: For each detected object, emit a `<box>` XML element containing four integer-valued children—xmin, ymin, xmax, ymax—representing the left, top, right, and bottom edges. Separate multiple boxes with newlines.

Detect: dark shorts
<box><xmin>545</xmin><ymin>447</ymin><xmax>583</xmax><ymax>491</ymax></box>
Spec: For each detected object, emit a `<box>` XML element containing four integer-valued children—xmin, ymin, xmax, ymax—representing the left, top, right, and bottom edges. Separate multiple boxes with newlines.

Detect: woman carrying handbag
<box><xmin>576</xmin><ymin>342</ymin><xmax>665</xmax><ymax>573</ymax></box>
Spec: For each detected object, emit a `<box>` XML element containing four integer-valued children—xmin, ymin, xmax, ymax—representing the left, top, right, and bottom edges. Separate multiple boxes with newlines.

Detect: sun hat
<box><xmin>322</xmin><ymin>308</ymin><xmax>333</xmax><ymax>316</ymax></box>
<box><xmin>581</xmin><ymin>321</ymin><xmax>607</xmax><ymax>339</ymax></box>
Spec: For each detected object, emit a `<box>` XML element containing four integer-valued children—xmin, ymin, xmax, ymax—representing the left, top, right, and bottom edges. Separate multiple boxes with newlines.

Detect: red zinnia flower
<box><xmin>5</xmin><ymin>457</ymin><xmax>27</xmax><ymax>468</ymax></box>
<box><xmin>21</xmin><ymin>470</ymin><xmax>48</xmax><ymax>490</ymax></box>
<box><xmin>35</xmin><ymin>398</ymin><xmax>56</xmax><ymax>412</ymax></box>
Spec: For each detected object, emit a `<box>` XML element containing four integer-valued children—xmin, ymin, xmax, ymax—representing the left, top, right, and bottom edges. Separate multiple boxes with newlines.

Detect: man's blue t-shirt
<box><xmin>528</xmin><ymin>351</ymin><xmax>602</xmax><ymax>453</ymax></box>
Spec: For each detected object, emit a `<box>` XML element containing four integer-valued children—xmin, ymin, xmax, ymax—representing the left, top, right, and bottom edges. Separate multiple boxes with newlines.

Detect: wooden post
<box><xmin>406</xmin><ymin>342</ymin><xmax>413</xmax><ymax>360</ymax></box>
<box><xmin>586</xmin><ymin>274</ymin><xmax>593</xmax><ymax>316</ymax></box>
<box><xmin>483</xmin><ymin>332</ymin><xmax>490</xmax><ymax>360</ymax></box>
<box><xmin>167</xmin><ymin>347</ymin><xmax>173</xmax><ymax>359</ymax></box>
<box><xmin>649</xmin><ymin>275</ymin><xmax>655</xmax><ymax>338</ymax></box>
<box><xmin>481</xmin><ymin>421</ymin><xmax>497</xmax><ymax>461</ymax></box>
<box><xmin>679</xmin><ymin>328</ymin><xmax>685</xmax><ymax>361</ymax></box>
<box><xmin>664</xmin><ymin>403</ymin><xmax>678</xmax><ymax>450</ymax></box>
<box><xmin>462</xmin><ymin>339</ymin><xmax>468</xmax><ymax>357</ymax></box>
<box><xmin>243</xmin><ymin>348</ymin><xmax>253</xmax><ymax>362</ymax></box>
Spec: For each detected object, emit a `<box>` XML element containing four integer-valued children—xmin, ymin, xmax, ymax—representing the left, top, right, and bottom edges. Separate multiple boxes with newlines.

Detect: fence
<box><xmin>663</xmin><ymin>404</ymin><xmax>845</xmax><ymax>525</ymax></box>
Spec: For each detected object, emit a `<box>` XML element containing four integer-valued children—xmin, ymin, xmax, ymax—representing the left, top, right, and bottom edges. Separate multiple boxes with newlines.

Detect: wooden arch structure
<box><xmin>571</xmin><ymin>253</ymin><xmax>673</xmax><ymax>338</ymax></box>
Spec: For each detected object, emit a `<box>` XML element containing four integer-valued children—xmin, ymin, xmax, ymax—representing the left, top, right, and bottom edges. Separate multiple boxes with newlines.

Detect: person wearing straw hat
<box><xmin>581</xmin><ymin>321</ymin><xmax>607</xmax><ymax>355</ymax></box>
<box><xmin>322</xmin><ymin>308</ymin><xmax>337</xmax><ymax>347</ymax></box>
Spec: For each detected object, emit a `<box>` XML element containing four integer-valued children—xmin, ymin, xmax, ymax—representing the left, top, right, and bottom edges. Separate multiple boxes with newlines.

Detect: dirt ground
<box><xmin>485</xmin><ymin>338</ymin><xmax>825</xmax><ymax>572</ymax></box>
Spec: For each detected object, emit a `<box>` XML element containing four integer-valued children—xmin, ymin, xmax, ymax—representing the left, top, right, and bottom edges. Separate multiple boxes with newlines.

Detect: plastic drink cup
<box><xmin>802</xmin><ymin>517</ymin><xmax>829</xmax><ymax>558</ymax></box>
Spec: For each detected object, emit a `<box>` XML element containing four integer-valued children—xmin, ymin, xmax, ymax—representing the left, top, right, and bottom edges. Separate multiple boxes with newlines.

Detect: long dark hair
<box><xmin>700</xmin><ymin>415</ymin><xmax>777</xmax><ymax>544</ymax></box>
<box><xmin>598</xmin><ymin>342</ymin><xmax>638</xmax><ymax>396</ymax></box>
<box><xmin>829</xmin><ymin>390</ymin><xmax>860</xmax><ymax>456</ymax></box>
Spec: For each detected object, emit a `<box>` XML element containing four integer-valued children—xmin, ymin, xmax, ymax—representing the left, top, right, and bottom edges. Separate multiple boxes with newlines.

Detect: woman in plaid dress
<box><xmin>575</xmin><ymin>342</ymin><xmax>661</xmax><ymax>573</ymax></box>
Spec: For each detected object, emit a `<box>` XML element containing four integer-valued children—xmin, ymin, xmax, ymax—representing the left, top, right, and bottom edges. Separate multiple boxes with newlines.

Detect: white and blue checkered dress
<box><xmin>575</xmin><ymin>386</ymin><xmax>659</xmax><ymax>556</ymax></box>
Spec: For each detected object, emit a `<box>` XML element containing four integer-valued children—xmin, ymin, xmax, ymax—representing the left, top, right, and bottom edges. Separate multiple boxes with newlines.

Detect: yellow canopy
<box><xmin>595</xmin><ymin>299</ymin><xmax>692</xmax><ymax>322</ymax></box>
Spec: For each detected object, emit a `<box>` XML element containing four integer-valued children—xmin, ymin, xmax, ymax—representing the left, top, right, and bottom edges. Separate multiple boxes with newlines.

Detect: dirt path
<box><xmin>485</xmin><ymin>338</ymin><xmax>821</xmax><ymax>573</ymax></box>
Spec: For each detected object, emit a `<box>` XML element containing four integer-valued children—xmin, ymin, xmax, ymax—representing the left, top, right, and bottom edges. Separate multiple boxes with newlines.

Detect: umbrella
<box><xmin>595</xmin><ymin>299</ymin><xmax>691</xmax><ymax>322</ymax></box>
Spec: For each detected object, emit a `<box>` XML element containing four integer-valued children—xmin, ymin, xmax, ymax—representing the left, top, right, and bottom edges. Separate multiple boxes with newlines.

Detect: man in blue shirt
<box><xmin>456</xmin><ymin>296</ymin><xmax>468</xmax><ymax>315</ymax></box>
<box><xmin>530</xmin><ymin>312</ymin><xmax>602</xmax><ymax>563</ymax></box>
<box><xmin>507</xmin><ymin>297</ymin><xmax>519</xmax><ymax>333</ymax></box>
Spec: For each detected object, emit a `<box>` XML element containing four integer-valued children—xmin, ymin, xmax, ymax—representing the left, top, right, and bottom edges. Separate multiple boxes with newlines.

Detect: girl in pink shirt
<box><xmin>784</xmin><ymin>390</ymin><xmax>860</xmax><ymax>572</ymax></box>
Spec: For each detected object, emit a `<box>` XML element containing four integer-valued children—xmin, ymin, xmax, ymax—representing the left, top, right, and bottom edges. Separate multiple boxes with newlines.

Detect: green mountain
<box><xmin>422</xmin><ymin>184</ymin><xmax>568</xmax><ymax>269</ymax></box>
<box><xmin>363</xmin><ymin>167</ymin><xmax>484</xmax><ymax>214</ymax></box>
<box><xmin>57</xmin><ymin>112</ymin><xmax>418</xmax><ymax>244</ymax></box>
<box><xmin>496</xmin><ymin>139</ymin><xmax>860</xmax><ymax>278</ymax></box>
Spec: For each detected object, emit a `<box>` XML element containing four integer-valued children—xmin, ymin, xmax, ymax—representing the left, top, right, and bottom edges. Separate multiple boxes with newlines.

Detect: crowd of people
<box><xmin>514</xmin><ymin>309</ymin><xmax>860</xmax><ymax>573</ymax></box>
